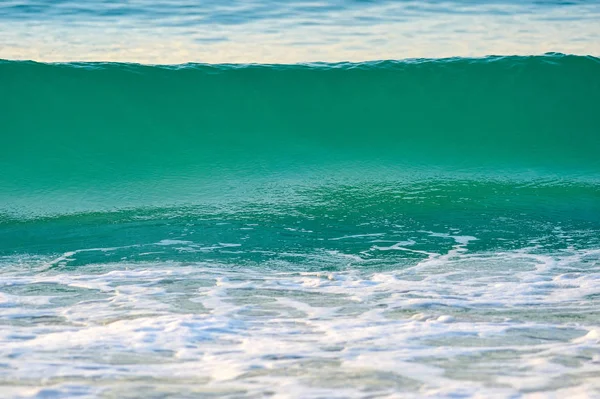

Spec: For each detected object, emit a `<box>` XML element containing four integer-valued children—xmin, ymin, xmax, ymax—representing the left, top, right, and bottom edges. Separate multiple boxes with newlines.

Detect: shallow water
<box><xmin>2</xmin><ymin>1</ymin><xmax>600</xmax><ymax>398</ymax></box>
<box><xmin>2</xmin><ymin>241</ymin><xmax>600</xmax><ymax>397</ymax></box>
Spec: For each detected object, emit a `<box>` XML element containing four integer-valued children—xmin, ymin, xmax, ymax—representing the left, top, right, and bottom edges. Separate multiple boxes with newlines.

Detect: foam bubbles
<box><xmin>1</xmin><ymin>245</ymin><xmax>599</xmax><ymax>397</ymax></box>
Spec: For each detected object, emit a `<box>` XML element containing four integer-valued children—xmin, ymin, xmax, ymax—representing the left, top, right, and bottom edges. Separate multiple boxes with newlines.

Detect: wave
<box><xmin>2</xmin><ymin>54</ymin><xmax>599</xmax><ymax>397</ymax></box>
<box><xmin>1</xmin><ymin>54</ymin><xmax>599</xmax><ymax>226</ymax></box>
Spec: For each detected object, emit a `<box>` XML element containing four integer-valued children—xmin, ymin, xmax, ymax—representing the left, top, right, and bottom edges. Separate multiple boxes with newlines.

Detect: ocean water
<box><xmin>2</xmin><ymin>0</ymin><xmax>600</xmax><ymax>63</ymax></box>
<box><xmin>2</xmin><ymin>1</ymin><xmax>600</xmax><ymax>398</ymax></box>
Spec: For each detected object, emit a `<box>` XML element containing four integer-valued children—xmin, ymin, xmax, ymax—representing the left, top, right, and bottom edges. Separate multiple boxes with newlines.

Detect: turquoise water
<box><xmin>2</xmin><ymin>2</ymin><xmax>600</xmax><ymax>398</ymax></box>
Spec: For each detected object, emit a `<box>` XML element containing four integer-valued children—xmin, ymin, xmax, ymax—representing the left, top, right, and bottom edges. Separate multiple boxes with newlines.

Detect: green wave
<box><xmin>1</xmin><ymin>54</ymin><xmax>599</xmax><ymax>221</ymax></box>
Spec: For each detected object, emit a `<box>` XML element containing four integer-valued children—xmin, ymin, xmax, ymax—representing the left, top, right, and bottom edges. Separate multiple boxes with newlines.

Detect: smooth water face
<box><xmin>2</xmin><ymin>1</ymin><xmax>600</xmax><ymax>398</ymax></box>
<box><xmin>1</xmin><ymin>0</ymin><xmax>600</xmax><ymax>62</ymax></box>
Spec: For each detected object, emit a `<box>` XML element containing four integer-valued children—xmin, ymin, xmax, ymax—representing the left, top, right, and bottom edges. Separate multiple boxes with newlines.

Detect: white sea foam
<box><xmin>1</xmin><ymin>242</ymin><xmax>600</xmax><ymax>398</ymax></box>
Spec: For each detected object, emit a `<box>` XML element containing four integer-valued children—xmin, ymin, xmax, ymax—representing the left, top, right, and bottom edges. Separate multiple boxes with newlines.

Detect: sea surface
<box><xmin>1</xmin><ymin>1</ymin><xmax>600</xmax><ymax>398</ymax></box>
